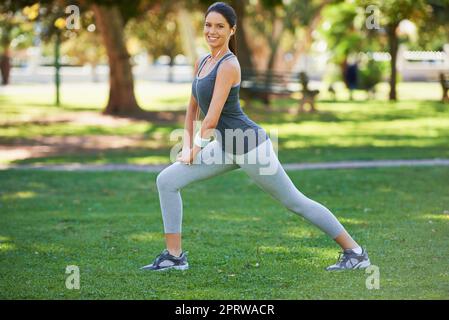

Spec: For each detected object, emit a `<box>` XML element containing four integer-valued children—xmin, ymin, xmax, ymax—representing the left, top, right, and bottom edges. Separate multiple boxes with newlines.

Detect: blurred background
<box><xmin>1</xmin><ymin>0</ymin><xmax>448</xmax><ymax>166</ymax></box>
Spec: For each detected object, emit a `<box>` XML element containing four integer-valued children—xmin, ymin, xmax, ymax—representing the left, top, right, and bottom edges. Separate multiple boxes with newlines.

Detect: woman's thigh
<box><xmin>236</xmin><ymin>139</ymin><xmax>301</xmax><ymax>205</ymax></box>
<box><xmin>156</xmin><ymin>140</ymin><xmax>239</xmax><ymax>191</ymax></box>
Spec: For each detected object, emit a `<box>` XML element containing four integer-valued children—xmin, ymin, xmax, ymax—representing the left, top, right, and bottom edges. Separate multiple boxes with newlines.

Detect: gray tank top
<box><xmin>192</xmin><ymin>52</ymin><xmax>268</xmax><ymax>155</ymax></box>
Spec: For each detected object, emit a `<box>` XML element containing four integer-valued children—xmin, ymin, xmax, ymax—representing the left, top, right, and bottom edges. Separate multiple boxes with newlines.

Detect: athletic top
<box><xmin>192</xmin><ymin>52</ymin><xmax>269</xmax><ymax>155</ymax></box>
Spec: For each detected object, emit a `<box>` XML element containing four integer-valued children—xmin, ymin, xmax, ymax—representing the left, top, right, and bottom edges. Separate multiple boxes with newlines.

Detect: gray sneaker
<box><xmin>325</xmin><ymin>248</ymin><xmax>371</xmax><ymax>271</ymax></box>
<box><xmin>140</xmin><ymin>249</ymin><xmax>189</xmax><ymax>271</ymax></box>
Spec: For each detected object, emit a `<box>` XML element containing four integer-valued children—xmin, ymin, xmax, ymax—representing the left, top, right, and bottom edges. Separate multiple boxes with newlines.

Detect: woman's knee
<box><xmin>283</xmin><ymin>194</ymin><xmax>313</xmax><ymax>215</ymax></box>
<box><xmin>156</xmin><ymin>166</ymin><xmax>178</xmax><ymax>192</ymax></box>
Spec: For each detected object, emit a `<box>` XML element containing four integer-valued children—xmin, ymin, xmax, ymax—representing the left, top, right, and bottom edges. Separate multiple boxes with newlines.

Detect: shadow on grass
<box><xmin>8</xmin><ymin>144</ymin><xmax>449</xmax><ymax>166</ymax></box>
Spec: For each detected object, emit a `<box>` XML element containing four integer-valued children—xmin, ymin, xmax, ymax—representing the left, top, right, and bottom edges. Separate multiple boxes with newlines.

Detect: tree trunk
<box><xmin>168</xmin><ymin>56</ymin><xmax>174</xmax><ymax>83</ymax></box>
<box><xmin>92</xmin><ymin>4</ymin><xmax>143</xmax><ymax>115</ymax></box>
<box><xmin>0</xmin><ymin>49</ymin><xmax>11</xmax><ymax>86</ymax></box>
<box><xmin>230</xmin><ymin>0</ymin><xmax>254</xmax><ymax>70</ymax></box>
<box><xmin>387</xmin><ymin>23</ymin><xmax>399</xmax><ymax>101</ymax></box>
<box><xmin>262</xmin><ymin>16</ymin><xmax>284</xmax><ymax>107</ymax></box>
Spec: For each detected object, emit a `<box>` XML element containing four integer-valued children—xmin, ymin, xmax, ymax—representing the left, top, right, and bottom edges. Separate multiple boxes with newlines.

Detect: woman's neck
<box><xmin>210</xmin><ymin>46</ymin><xmax>231</xmax><ymax>60</ymax></box>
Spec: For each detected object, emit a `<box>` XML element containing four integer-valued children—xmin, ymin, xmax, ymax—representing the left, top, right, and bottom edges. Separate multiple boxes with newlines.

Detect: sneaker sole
<box><xmin>141</xmin><ymin>263</ymin><xmax>189</xmax><ymax>272</ymax></box>
<box><xmin>325</xmin><ymin>259</ymin><xmax>371</xmax><ymax>271</ymax></box>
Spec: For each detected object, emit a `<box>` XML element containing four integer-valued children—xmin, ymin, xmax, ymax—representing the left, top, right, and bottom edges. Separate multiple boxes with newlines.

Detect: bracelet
<box><xmin>194</xmin><ymin>131</ymin><xmax>211</xmax><ymax>148</ymax></box>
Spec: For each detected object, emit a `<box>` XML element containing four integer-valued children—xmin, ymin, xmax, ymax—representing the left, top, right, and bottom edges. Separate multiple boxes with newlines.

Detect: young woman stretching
<box><xmin>141</xmin><ymin>2</ymin><xmax>371</xmax><ymax>272</ymax></box>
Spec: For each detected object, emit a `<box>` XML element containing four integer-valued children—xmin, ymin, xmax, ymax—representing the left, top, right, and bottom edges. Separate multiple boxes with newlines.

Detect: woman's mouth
<box><xmin>208</xmin><ymin>36</ymin><xmax>219</xmax><ymax>42</ymax></box>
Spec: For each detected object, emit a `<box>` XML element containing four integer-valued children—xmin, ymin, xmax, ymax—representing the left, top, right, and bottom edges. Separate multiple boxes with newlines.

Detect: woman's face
<box><xmin>204</xmin><ymin>11</ymin><xmax>235</xmax><ymax>49</ymax></box>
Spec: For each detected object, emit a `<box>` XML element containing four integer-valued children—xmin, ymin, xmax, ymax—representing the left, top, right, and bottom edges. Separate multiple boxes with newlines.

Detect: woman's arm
<box><xmin>182</xmin><ymin>57</ymin><xmax>202</xmax><ymax>150</ymax></box>
<box><xmin>183</xmin><ymin>93</ymin><xmax>199</xmax><ymax>150</ymax></box>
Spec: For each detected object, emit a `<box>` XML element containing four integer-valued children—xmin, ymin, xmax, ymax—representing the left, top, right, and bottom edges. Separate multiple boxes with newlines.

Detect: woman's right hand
<box><xmin>176</xmin><ymin>148</ymin><xmax>193</xmax><ymax>165</ymax></box>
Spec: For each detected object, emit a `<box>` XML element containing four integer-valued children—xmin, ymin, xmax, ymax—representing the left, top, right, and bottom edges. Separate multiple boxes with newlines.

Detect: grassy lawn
<box><xmin>1</xmin><ymin>81</ymin><xmax>448</xmax><ymax>165</ymax></box>
<box><xmin>1</xmin><ymin>166</ymin><xmax>448</xmax><ymax>299</ymax></box>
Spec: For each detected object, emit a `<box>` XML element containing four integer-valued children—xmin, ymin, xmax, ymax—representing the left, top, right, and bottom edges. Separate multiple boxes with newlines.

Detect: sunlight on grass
<box><xmin>128</xmin><ymin>232</ymin><xmax>163</xmax><ymax>242</ymax></box>
<box><xmin>0</xmin><ymin>243</ymin><xmax>16</xmax><ymax>252</ymax></box>
<box><xmin>1</xmin><ymin>191</ymin><xmax>37</xmax><ymax>200</ymax></box>
<box><xmin>418</xmin><ymin>214</ymin><xmax>449</xmax><ymax>222</ymax></box>
<box><xmin>135</xmin><ymin>82</ymin><xmax>190</xmax><ymax>111</ymax></box>
<box><xmin>282</xmin><ymin>227</ymin><xmax>319</xmax><ymax>239</ymax></box>
<box><xmin>0</xmin><ymin>81</ymin><xmax>190</xmax><ymax>118</ymax></box>
<box><xmin>126</xmin><ymin>156</ymin><xmax>171</xmax><ymax>165</ymax></box>
<box><xmin>376</xmin><ymin>82</ymin><xmax>442</xmax><ymax>101</ymax></box>
<box><xmin>275</xmin><ymin>117</ymin><xmax>449</xmax><ymax>148</ymax></box>
<box><xmin>337</xmin><ymin>217</ymin><xmax>369</xmax><ymax>226</ymax></box>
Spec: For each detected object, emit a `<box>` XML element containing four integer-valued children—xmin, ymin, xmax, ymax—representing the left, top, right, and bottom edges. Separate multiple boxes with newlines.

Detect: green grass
<box><xmin>1</xmin><ymin>166</ymin><xmax>448</xmax><ymax>299</ymax></box>
<box><xmin>1</xmin><ymin>81</ymin><xmax>448</xmax><ymax>165</ymax></box>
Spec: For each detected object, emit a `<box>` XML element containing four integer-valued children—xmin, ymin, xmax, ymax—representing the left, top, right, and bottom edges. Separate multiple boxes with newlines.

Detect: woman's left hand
<box><xmin>177</xmin><ymin>146</ymin><xmax>201</xmax><ymax>165</ymax></box>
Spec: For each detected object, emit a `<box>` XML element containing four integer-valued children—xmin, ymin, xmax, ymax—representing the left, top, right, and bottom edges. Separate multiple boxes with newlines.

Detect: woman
<box><xmin>141</xmin><ymin>2</ymin><xmax>370</xmax><ymax>272</ymax></box>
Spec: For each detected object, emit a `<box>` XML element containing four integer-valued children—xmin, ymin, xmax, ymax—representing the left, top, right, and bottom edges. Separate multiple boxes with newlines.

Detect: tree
<box><xmin>319</xmin><ymin>1</ymin><xmax>364</xmax><ymax>92</ymax></box>
<box><xmin>359</xmin><ymin>0</ymin><xmax>427</xmax><ymax>101</ymax></box>
<box><xmin>127</xmin><ymin>2</ymin><xmax>184</xmax><ymax>83</ymax></box>
<box><xmin>0</xmin><ymin>0</ymin><xmax>35</xmax><ymax>85</ymax></box>
<box><xmin>240</xmin><ymin>0</ymin><xmax>332</xmax><ymax>106</ymax></box>
<box><xmin>61</xmin><ymin>13</ymin><xmax>106</xmax><ymax>82</ymax></box>
<box><xmin>319</xmin><ymin>1</ymin><xmax>386</xmax><ymax>98</ymax></box>
<box><xmin>91</xmin><ymin>3</ymin><xmax>144</xmax><ymax>115</ymax></box>
<box><xmin>412</xmin><ymin>0</ymin><xmax>449</xmax><ymax>51</ymax></box>
<box><xmin>73</xmin><ymin>0</ymin><xmax>169</xmax><ymax>115</ymax></box>
<box><xmin>229</xmin><ymin>0</ymin><xmax>255</xmax><ymax>70</ymax></box>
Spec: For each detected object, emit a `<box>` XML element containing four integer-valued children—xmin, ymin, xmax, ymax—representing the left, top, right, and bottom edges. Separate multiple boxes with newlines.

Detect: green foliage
<box><xmin>357</xmin><ymin>56</ymin><xmax>385</xmax><ymax>92</ymax></box>
<box><xmin>411</xmin><ymin>0</ymin><xmax>449</xmax><ymax>50</ymax></box>
<box><xmin>126</xmin><ymin>2</ymin><xmax>183</xmax><ymax>61</ymax></box>
<box><xmin>0</xmin><ymin>2</ymin><xmax>35</xmax><ymax>52</ymax></box>
<box><xmin>319</xmin><ymin>1</ymin><xmax>364</xmax><ymax>65</ymax></box>
<box><xmin>358</xmin><ymin>0</ymin><xmax>427</xmax><ymax>26</ymax></box>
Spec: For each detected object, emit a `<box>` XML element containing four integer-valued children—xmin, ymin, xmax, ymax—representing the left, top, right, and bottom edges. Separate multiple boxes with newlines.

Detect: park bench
<box><xmin>439</xmin><ymin>72</ymin><xmax>449</xmax><ymax>103</ymax></box>
<box><xmin>239</xmin><ymin>69</ymin><xmax>319</xmax><ymax>113</ymax></box>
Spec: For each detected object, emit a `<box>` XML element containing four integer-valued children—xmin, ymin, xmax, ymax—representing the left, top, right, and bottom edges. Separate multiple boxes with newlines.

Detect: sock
<box><xmin>351</xmin><ymin>246</ymin><xmax>362</xmax><ymax>254</ymax></box>
<box><xmin>168</xmin><ymin>250</ymin><xmax>182</xmax><ymax>258</ymax></box>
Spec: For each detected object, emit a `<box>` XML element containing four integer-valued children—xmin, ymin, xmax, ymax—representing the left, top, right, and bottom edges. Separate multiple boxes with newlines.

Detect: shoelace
<box><xmin>335</xmin><ymin>251</ymin><xmax>350</xmax><ymax>266</ymax></box>
<box><xmin>153</xmin><ymin>250</ymin><xmax>169</xmax><ymax>266</ymax></box>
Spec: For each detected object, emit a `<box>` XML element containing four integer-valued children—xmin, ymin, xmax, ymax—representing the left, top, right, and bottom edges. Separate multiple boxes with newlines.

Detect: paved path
<box><xmin>1</xmin><ymin>159</ymin><xmax>449</xmax><ymax>172</ymax></box>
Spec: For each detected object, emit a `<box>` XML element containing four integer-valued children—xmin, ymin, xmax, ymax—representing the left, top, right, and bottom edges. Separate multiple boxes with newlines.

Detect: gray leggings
<box><xmin>156</xmin><ymin>138</ymin><xmax>346</xmax><ymax>238</ymax></box>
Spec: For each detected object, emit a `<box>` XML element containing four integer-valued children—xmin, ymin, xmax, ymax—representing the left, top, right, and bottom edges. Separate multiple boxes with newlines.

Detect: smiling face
<box><xmin>204</xmin><ymin>11</ymin><xmax>235</xmax><ymax>50</ymax></box>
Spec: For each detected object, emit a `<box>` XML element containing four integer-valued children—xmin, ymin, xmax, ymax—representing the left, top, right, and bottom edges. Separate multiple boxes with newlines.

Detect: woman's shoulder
<box><xmin>194</xmin><ymin>53</ymin><xmax>211</xmax><ymax>74</ymax></box>
<box><xmin>218</xmin><ymin>54</ymin><xmax>240</xmax><ymax>73</ymax></box>
<box><xmin>198</xmin><ymin>53</ymin><xmax>211</xmax><ymax>65</ymax></box>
